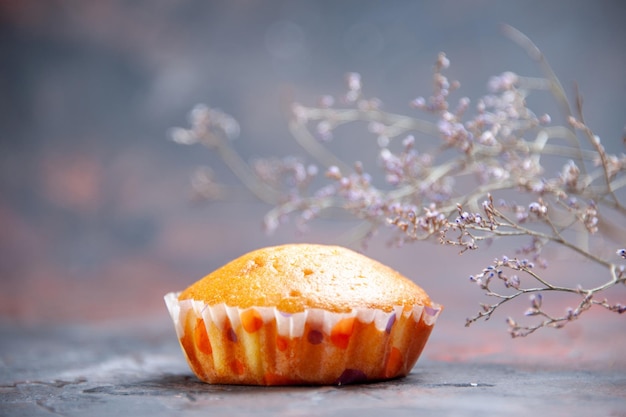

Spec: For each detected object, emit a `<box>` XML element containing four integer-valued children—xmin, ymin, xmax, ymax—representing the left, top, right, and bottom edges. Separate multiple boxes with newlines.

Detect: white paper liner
<box><xmin>164</xmin><ymin>291</ymin><xmax>441</xmax><ymax>385</ymax></box>
<box><xmin>165</xmin><ymin>292</ymin><xmax>441</xmax><ymax>340</ymax></box>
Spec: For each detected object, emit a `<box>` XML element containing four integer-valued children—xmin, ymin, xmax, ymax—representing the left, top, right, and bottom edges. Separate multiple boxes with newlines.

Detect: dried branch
<box><xmin>171</xmin><ymin>28</ymin><xmax>626</xmax><ymax>338</ymax></box>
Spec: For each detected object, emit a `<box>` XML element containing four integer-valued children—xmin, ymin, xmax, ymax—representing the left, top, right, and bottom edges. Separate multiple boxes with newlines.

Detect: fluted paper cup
<box><xmin>165</xmin><ymin>292</ymin><xmax>441</xmax><ymax>385</ymax></box>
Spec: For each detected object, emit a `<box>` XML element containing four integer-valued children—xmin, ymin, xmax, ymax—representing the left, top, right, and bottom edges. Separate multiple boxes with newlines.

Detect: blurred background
<box><xmin>1</xmin><ymin>1</ymin><xmax>625</xmax><ymax>364</ymax></box>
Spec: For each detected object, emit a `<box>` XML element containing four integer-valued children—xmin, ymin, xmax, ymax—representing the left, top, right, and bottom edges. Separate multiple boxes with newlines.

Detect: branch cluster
<box><xmin>171</xmin><ymin>27</ymin><xmax>625</xmax><ymax>337</ymax></box>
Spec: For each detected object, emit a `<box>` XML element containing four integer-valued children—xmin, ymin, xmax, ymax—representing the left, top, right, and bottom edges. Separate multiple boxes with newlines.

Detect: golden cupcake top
<box><xmin>178</xmin><ymin>243</ymin><xmax>432</xmax><ymax>313</ymax></box>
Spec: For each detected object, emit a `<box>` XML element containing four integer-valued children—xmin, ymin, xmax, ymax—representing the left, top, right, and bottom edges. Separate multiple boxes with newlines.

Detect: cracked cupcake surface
<box><xmin>165</xmin><ymin>243</ymin><xmax>441</xmax><ymax>385</ymax></box>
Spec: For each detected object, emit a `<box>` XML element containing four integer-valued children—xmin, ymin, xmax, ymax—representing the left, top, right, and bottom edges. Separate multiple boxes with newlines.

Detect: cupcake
<box><xmin>164</xmin><ymin>243</ymin><xmax>441</xmax><ymax>385</ymax></box>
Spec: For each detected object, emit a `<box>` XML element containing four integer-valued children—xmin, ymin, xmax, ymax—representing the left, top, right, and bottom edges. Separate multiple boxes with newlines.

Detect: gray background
<box><xmin>1</xmin><ymin>1</ymin><xmax>625</xmax><ymax>363</ymax></box>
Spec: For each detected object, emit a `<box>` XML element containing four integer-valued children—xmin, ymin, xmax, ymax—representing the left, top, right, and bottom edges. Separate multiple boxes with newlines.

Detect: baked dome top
<box><xmin>178</xmin><ymin>244</ymin><xmax>432</xmax><ymax>313</ymax></box>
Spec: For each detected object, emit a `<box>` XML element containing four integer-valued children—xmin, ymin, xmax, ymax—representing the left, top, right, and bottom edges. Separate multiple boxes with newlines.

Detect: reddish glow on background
<box><xmin>0</xmin><ymin>1</ymin><xmax>624</xmax><ymax>368</ymax></box>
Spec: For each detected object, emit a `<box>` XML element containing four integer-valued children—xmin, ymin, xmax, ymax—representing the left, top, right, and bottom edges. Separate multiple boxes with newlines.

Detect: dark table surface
<box><xmin>2</xmin><ymin>318</ymin><xmax>625</xmax><ymax>417</ymax></box>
